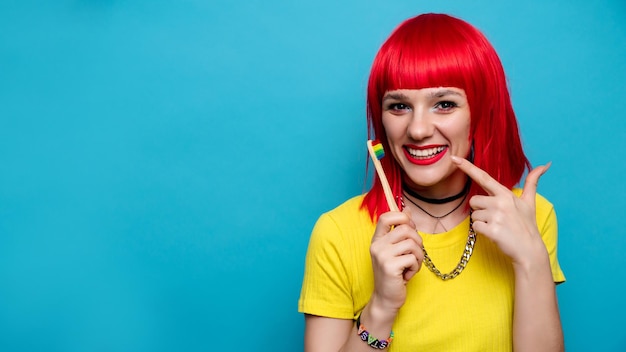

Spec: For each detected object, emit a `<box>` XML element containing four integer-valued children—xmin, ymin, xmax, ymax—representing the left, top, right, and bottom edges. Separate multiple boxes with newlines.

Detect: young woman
<box><xmin>299</xmin><ymin>13</ymin><xmax>565</xmax><ymax>351</ymax></box>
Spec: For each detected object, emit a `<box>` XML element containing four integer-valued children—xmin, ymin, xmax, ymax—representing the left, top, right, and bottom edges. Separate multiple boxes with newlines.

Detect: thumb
<box><xmin>521</xmin><ymin>162</ymin><xmax>551</xmax><ymax>204</ymax></box>
<box><xmin>402</xmin><ymin>205</ymin><xmax>416</xmax><ymax>229</ymax></box>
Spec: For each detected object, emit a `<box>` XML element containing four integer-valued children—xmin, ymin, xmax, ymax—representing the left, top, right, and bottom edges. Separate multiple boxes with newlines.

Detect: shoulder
<box><xmin>320</xmin><ymin>194</ymin><xmax>369</xmax><ymax>223</ymax></box>
<box><xmin>310</xmin><ymin>194</ymin><xmax>374</xmax><ymax>244</ymax></box>
<box><xmin>300</xmin><ymin>196</ymin><xmax>371</xmax><ymax>319</ymax></box>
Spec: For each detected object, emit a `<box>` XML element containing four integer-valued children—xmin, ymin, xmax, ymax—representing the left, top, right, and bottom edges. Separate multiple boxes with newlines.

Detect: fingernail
<box><xmin>542</xmin><ymin>161</ymin><xmax>552</xmax><ymax>174</ymax></box>
<box><xmin>451</xmin><ymin>155</ymin><xmax>462</xmax><ymax>164</ymax></box>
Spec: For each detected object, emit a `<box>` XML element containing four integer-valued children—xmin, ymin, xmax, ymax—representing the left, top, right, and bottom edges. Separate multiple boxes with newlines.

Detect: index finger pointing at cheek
<box><xmin>450</xmin><ymin>155</ymin><xmax>508</xmax><ymax>196</ymax></box>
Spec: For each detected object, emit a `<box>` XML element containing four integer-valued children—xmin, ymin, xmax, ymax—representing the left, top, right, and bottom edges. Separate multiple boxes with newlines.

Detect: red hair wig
<box><xmin>362</xmin><ymin>13</ymin><xmax>530</xmax><ymax>219</ymax></box>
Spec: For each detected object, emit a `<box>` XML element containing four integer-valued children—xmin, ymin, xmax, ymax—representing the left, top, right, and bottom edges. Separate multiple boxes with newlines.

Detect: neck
<box><xmin>402</xmin><ymin>191</ymin><xmax>469</xmax><ymax>234</ymax></box>
<box><xmin>403</xmin><ymin>177</ymin><xmax>471</xmax><ymax>204</ymax></box>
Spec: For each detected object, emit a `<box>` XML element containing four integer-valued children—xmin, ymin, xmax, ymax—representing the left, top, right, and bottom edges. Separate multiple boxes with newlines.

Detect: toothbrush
<box><xmin>366</xmin><ymin>140</ymin><xmax>399</xmax><ymax>212</ymax></box>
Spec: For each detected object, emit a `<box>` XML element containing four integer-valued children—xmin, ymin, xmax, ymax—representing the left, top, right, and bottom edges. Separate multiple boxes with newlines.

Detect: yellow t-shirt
<box><xmin>298</xmin><ymin>190</ymin><xmax>564</xmax><ymax>351</ymax></box>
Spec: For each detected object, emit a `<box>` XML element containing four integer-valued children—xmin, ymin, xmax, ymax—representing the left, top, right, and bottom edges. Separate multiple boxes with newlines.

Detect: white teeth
<box><xmin>407</xmin><ymin>146</ymin><xmax>445</xmax><ymax>158</ymax></box>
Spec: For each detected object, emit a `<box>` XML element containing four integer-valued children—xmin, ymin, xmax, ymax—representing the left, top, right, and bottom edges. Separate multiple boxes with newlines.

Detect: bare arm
<box><xmin>512</xmin><ymin>250</ymin><xmax>564</xmax><ymax>352</ymax></box>
<box><xmin>304</xmin><ymin>300</ymin><xmax>396</xmax><ymax>352</ymax></box>
<box><xmin>452</xmin><ymin>156</ymin><xmax>564</xmax><ymax>351</ymax></box>
<box><xmin>304</xmin><ymin>210</ymin><xmax>423</xmax><ymax>351</ymax></box>
<box><xmin>304</xmin><ymin>315</ymin><xmax>352</xmax><ymax>352</ymax></box>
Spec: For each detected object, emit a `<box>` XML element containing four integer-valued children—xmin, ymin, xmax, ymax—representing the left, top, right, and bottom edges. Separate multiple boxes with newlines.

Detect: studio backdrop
<box><xmin>1</xmin><ymin>0</ymin><xmax>625</xmax><ymax>351</ymax></box>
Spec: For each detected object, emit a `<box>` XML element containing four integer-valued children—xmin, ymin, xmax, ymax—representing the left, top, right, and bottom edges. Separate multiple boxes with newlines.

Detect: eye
<box><xmin>434</xmin><ymin>101</ymin><xmax>458</xmax><ymax>112</ymax></box>
<box><xmin>385</xmin><ymin>103</ymin><xmax>411</xmax><ymax>113</ymax></box>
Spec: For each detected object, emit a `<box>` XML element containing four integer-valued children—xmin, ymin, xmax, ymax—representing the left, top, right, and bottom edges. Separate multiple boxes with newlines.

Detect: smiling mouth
<box><xmin>405</xmin><ymin>146</ymin><xmax>447</xmax><ymax>159</ymax></box>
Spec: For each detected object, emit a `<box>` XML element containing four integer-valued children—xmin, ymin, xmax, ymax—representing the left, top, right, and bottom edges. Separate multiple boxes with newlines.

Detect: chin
<box><xmin>403</xmin><ymin>166</ymin><xmax>457</xmax><ymax>189</ymax></box>
<box><xmin>403</xmin><ymin>174</ymin><xmax>445</xmax><ymax>188</ymax></box>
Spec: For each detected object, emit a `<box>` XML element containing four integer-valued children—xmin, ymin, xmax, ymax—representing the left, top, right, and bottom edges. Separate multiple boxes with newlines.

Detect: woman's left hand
<box><xmin>451</xmin><ymin>156</ymin><xmax>551</xmax><ymax>267</ymax></box>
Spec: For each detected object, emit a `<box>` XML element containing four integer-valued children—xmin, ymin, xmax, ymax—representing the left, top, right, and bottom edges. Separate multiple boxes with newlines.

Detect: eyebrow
<box><xmin>382</xmin><ymin>92</ymin><xmax>409</xmax><ymax>102</ymax></box>
<box><xmin>382</xmin><ymin>89</ymin><xmax>464</xmax><ymax>102</ymax></box>
<box><xmin>429</xmin><ymin>89</ymin><xmax>464</xmax><ymax>99</ymax></box>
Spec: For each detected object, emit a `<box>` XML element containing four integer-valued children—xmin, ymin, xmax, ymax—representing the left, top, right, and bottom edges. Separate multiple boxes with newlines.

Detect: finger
<box><xmin>520</xmin><ymin>162</ymin><xmax>551</xmax><ymax>204</ymax></box>
<box><xmin>472</xmin><ymin>220</ymin><xmax>488</xmax><ymax>235</ymax></box>
<box><xmin>470</xmin><ymin>209</ymin><xmax>490</xmax><ymax>224</ymax></box>
<box><xmin>385</xmin><ymin>225</ymin><xmax>424</xmax><ymax>247</ymax></box>
<box><xmin>374</xmin><ymin>211</ymin><xmax>412</xmax><ymax>240</ymax></box>
<box><xmin>402</xmin><ymin>206</ymin><xmax>416</xmax><ymax>229</ymax></box>
<box><xmin>468</xmin><ymin>195</ymin><xmax>492</xmax><ymax>210</ymax></box>
<box><xmin>390</xmin><ymin>238</ymin><xmax>423</xmax><ymax>258</ymax></box>
<box><xmin>400</xmin><ymin>238</ymin><xmax>424</xmax><ymax>282</ymax></box>
<box><xmin>402</xmin><ymin>258</ymin><xmax>421</xmax><ymax>282</ymax></box>
<box><xmin>451</xmin><ymin>155</ymin><xmax>508</xmax><ymax>196</ymax></box>
<box><xmin>378</xmin><ymin>211</ymin><xmax>412</xmax><ymax>228</ymax></box>
<box><xmin>385</xmin><ymin>224</ymin><xmax>422</xmax><ymax>244</ymax></box>
<box><xmin>398</xmin><ymin>248</ymin><xmax>423</xmax><ymax>281</ymax></box>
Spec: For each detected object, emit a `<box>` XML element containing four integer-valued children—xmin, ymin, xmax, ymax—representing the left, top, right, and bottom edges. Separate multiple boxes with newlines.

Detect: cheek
<box><xmin>444</xmin><ymin>118</ymin><xmax>471</xmax><ymax>149</ymax></box>
<box><xmin>458</xmin><ymin>126</ymin><xmax>471</xmax><ymax>148</ymax></box>
<box><xmin>459</xmin><ymin>122</ymin><xmax>472</xmax><ymax>153</ymax></box>
<box><xmin>381</xmin><ymin>115</ymin><xmax>391</xmax><ymax>134</ymax></box>
<box><xmin>461</xmin><ymin>123</ymin><xmax>471</xmax><ymax>143</ymax></box>
<box><xmin>382</xmin><ymin>115</ymin><xmax>404</xmax><ymax>142</ymax></box>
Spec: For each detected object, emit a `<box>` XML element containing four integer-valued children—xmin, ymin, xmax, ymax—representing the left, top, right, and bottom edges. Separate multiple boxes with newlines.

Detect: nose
<box><xmin>406</xmin><ymin>109</ymin><xmax>435</xmax><ymax>141</ymax></box>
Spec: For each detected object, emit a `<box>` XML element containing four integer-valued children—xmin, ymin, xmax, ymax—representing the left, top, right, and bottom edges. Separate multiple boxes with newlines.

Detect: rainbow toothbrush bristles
<box><xmin>366</xmin><ymin>139</ymin><xmax>398</xmax><ymax>212</ymax></box>
<box><xmin>372</xmin><ymin>141</ymin><xmax>385</xmax><ymax>160</ymax></box>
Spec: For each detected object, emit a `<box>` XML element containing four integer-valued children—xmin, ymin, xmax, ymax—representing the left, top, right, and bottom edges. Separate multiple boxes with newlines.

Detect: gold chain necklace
<box><xmin>421</xmin><ymin>214</ymin><xmax>476</xmax><ymax>280</ymax></box>
<box><xmin>400</xmin><ymin>197</ymin><xmax>477</xmax><ymax>281</ymax></box>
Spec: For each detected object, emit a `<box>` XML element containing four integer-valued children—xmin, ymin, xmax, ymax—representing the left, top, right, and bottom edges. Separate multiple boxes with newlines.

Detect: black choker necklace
<box><xmin>402</xmin><ymin>178</ymin><xmax>471</xmax><ymax>204</ymax></box>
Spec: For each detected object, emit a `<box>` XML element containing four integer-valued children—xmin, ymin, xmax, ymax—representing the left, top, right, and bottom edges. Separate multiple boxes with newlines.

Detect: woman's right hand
<box><xmin>369</xmin><ymin>209</ymin><xmax>424</xmax><ymax>312</ymax></box>
<box><xmin>305</xmin><ymin>210</ymin><xmax>424</xmax><ymax>352</ymax></box>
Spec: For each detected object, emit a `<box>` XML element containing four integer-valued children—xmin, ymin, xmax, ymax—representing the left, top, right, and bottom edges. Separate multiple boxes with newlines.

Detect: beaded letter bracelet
<box><xmin>356</xmin><ymin>314</ymin><xmax>394</xmax><ymax>349</ymax></box>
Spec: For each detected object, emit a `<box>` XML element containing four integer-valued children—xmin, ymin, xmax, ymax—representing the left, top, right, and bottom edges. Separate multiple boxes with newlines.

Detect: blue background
<box><xmin>1</xmin><ymin>0</ymin><xmax>625</xmax><ymax>351</ymax></box>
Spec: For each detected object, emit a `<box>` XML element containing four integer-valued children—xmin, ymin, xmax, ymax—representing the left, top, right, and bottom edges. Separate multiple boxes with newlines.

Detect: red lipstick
<box><xmin>403</xmin><ymin>145</ymin><xmax>448</xmax><ymax>165</ymax></box>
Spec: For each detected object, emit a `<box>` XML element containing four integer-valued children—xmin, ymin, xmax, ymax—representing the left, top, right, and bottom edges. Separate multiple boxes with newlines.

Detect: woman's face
<box><xmin>382</xmin><ymin>87</ymin><xmax>471</xmax><ymax>194</ymax></box>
